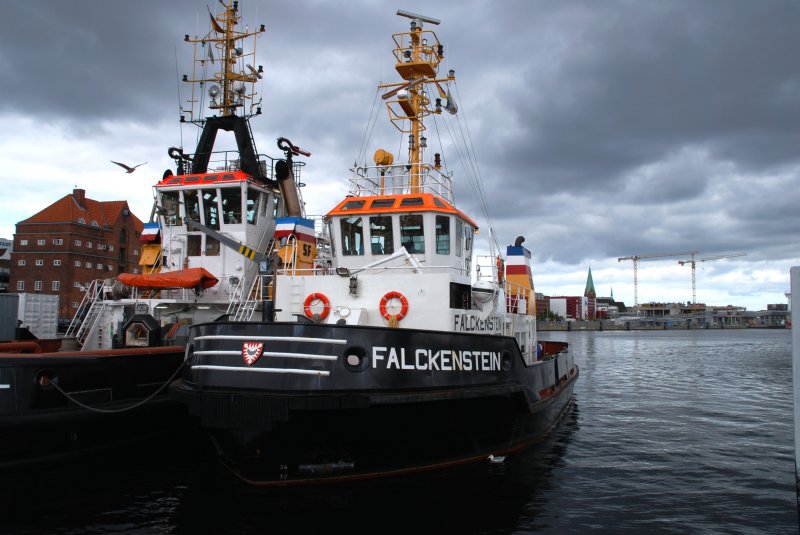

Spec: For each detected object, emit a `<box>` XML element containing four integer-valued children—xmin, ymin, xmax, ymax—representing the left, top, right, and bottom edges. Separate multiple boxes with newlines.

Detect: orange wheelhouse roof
<box><xmin>326</xmin><ymin>193</ymin><xmax>479</xmax><ymax>228</ymax></box>
<box><xmin>155</xmin><ymin>170</ymin><xmax>252</xmax><ymax>188</ymax></box>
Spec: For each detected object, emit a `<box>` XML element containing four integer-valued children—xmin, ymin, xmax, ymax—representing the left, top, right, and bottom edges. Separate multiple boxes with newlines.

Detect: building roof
<box><xmin>18</xmin><ymin>189</ymin><xmax>143</xmax><ymax>232</ymax></box>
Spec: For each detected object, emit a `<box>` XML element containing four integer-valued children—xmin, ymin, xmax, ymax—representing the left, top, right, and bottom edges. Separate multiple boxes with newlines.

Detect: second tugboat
<box><xmin>172</xmin><ymin>10</ymin><xmax>578</xmax><ymax>485</ymax></box>
<box><xmin>0</xmin><ymin>0</ymin><xmax>305</xmax><ymax>469</ymax></box>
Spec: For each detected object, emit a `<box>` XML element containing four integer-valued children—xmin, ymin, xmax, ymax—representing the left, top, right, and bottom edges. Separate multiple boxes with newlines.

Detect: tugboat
<box><xmin>171</xmin><ymin>9</ymin><xmax>578</xmax><ymax>485</ymax></box>
<box><xmin>0</xmin><ymin>0</ymin><xmax>301</xmax><ymax>469</ymax></box>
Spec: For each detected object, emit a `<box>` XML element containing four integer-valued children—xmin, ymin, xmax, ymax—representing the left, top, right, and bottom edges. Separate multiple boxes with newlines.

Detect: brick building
<box><xmin>10</xmin><ymin>188</ymin><xmax>144</xmax><ymax>321</ymax></box>
<box><xmin>0</xmin><ymin>238</ymin><xmax>11</xmax><ymax>292</ymax></box>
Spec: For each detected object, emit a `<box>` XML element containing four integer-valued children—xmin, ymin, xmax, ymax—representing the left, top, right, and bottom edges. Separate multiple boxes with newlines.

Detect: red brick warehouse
<box><xmin>10</xmin><ymin>188</ymin><xmax>143</xmax><ymax>321</ymax></box>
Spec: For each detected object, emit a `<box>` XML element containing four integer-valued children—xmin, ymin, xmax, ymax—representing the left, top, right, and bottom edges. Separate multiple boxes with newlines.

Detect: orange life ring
<box><xmin>380</xmin><ymin>291</ymin><xmax>409</xmax><ymax>321</ymax></box>
<box><xmin>304</xmin><ymin>292</ymin><xmax>331</xmax><ymax>320</ymax></box>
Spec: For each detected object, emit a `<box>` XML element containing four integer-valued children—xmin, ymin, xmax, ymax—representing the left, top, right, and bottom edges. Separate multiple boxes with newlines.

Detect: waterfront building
<box><xmin>10</xmin><ymin>188</ymin><xmax>143</xmax><ymax>321</ymax></box>
<box><xmin>744</xmin><ymin>304</ymin><xmax>789</xmax><ymax>328</ymax></box>
<box><xmin>0</xmin><ymin>238</ymin><xmax>11</xmax><ymax>293</ymax></box>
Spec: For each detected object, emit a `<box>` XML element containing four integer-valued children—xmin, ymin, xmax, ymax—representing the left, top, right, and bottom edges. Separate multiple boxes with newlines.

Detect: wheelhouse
<box><xmin>326</xmin><ymin>192</ymin><xmax>478</xmax><ymax>274</ymax></box>
<box><xmin>154</xmin><ymin>170</ymin><xmax>281</xmax><ymax>260</ymax></box>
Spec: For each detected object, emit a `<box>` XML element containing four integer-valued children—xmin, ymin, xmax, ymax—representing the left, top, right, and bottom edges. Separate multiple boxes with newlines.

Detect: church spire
<box><xmin>584</xmin><ymin>266</ymin><xmax>596</xmax><ymax>299</ymax></box>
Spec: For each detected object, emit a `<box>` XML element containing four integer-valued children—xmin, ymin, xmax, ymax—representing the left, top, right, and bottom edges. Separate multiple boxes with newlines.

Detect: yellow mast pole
<box><xmin>409</xmin><ymin>26</ymin><xmax>421</xmax><ymax>193</ymax></box>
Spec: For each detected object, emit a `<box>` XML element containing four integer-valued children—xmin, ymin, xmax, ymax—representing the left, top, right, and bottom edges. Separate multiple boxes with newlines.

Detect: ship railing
<box><xmin>65</xmin><ymin>279</ymin><xmax>108</xmax><ymax>346</ymax></box>
<box><xmin>475</xmin><ymin>254</ymin><xmax>503</xmax><ymax>284</ymax></box>
<box><xmin>504</xmin><ymin>281</ymin><xmax>532</xmax><ymax>315</ymax></box>
<box><xmin>348</xmin><ymin>164</ymin><xmax>453</xmax><ymax>202</ymax></box>
<box><xmin>279</xmin><ymin>263</ymin><xmax>467</xmax><ymax>277</ymax></box>
<box><xmin>182</xmin><ymin>150</ymin><xmax>305</xmax><ymax>183</ymax></box>
<box><xmin>226</xmin><ymin>235</ymin><xmax>276</xmax><ymax>321</ymax></box>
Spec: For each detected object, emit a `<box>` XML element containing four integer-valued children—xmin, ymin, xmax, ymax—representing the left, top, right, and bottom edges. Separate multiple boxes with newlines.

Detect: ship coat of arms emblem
<box><xmin>242</xmin><ymin>342</ymin><xmax>264</xmax><ymax>366</ymax></box>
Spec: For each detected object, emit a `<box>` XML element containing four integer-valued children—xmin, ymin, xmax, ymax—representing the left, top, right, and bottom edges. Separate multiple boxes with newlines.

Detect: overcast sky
<box><xmin>1</xmin><ymin>0</ymin><xmax>798</xmax><ymax>311</ymax></box>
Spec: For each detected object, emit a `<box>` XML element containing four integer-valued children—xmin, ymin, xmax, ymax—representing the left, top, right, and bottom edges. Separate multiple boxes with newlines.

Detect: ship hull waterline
<box><xmin>171</xmin><ymin>321</ymin><xmax>578</xmax><ymax>486</ymax></box>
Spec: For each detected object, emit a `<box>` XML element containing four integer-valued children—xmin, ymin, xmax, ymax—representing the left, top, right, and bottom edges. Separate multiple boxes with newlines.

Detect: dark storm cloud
<box><xmin>0</xmin><ymin>0</ymin><xmax>797</xmax><ymax>308</ymax></box>
<box><xmin>471</xmin><ymin>1</ymin><xmax>800</xmax><ymax>191</ymax></box>
<box><xmin>0</xmin><ymin>2</ymin><xmax>188</xmax><ymax>123</ymax></box>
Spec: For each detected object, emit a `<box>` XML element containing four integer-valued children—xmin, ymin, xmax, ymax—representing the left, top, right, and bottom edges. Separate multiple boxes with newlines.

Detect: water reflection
<box><xmin>176</xmin><ymin>401</ymin><xmax>580</xmax><ymax>534</ymax></box>
<box><xmin>0</xmin><ymin>401</ymin><xmax>580</xmax><ymax>535</ymax></box>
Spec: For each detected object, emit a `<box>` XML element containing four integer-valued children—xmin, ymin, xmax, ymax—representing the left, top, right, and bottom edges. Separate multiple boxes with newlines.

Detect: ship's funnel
<box><xmin>275</xmin><ymin>159</ymin><xmax>302</xmax><ymax>217</ymax></box>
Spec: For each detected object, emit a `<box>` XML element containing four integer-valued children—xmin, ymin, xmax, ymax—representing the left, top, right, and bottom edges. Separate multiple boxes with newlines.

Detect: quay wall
<box><xmin>537</xmin><ymin>320</ymin><xmax>752</xmax><ymax>332</ymax></box>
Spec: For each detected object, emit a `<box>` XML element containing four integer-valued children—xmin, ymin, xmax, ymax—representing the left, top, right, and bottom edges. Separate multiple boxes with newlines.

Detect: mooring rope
<box><xmin>43</xmin><ymin>360</ymin><xmax>185</xmax><ymax>414</ymax></box>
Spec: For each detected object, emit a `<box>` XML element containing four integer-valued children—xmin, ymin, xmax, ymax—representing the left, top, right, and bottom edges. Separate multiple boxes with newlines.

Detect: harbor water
<box><xmin>1</xmin><ymin>329</ymin><xmax>795</xmax><ymax>534</ymax></box>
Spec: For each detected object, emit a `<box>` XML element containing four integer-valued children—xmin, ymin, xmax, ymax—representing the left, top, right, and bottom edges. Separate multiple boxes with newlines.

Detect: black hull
<box><xmin>171</xmin><ymin>321</ymin><xmax>578</xmax><ymax>485</ymax></box>
<box><xmin>0</xmin><ymin>346</ymin><xmax>187</xmax><ymax>470</ymax></box>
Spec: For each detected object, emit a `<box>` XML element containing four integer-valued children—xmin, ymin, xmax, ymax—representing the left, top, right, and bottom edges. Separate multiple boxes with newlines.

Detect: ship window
<box><xmin>202</xmin><ymin>189</ymin><xmax>220</xmax><ymax>230</ymax></box>
<box><xmin>340</xmin><ymin>217</ymin><xmax>364</xmax><ymax>256</ymax></box>
<box><xmin>222</xmin><ymin>187</ymin><xmax>242</xmax><ymax>224</ymax></box>
<box><xmin>464</xmin><ymin>225</ymin><xmax>473</xmax><ymax>275</ymax></box>
<box><xmin>436</xmin><ymin>216</ymin><xmax>450</xmax><ymax>255</ymax></box>
<box><xmin>369</xmin><ymin>216</ymin><xmax>394</xmax><ymax>255</ymax></box>
<box><xmin>187</xmin><ymin>235</ymin><xmax>201</xmax><ymax>256</ymax></box>
<box><xmin>184</xmin><ymin>176</ymin><xmax>201</xmax><ymax>183</ymax></box>
<box><xmin>160</xmin><ymin>191</ymin><xmax>182</xmax><ymax>226</ymax></box>
<box><xmin>327</xmin><ymin>221</ymin><xmax>336</xmax><ymax>257</ymax></box>
<box><xmin>342</xmin><ymin>200</ymin><xmax>366</xmax><ymax>210</ymax></box>
<box><xmin>246</xmin><ymin>188</ymin><xmax>260</xmax><ymax>225</ymax></box>
<box><xmin>205</xmin><ymin>236</ymin><xmax>220</xmax><ymax>256</ymax></box>
<box><xmin>221</xmin><ymin>173</ymin><xmax>235</xmax><ymax>180</ymax></box>
<box><xmin>184</xmin><ymin>190</ymin><xmax>201</xmax><ymax>222</ymax></box>
<box><xmin>455</xmin><ymin>219</ymin><xmax>463</xmax><ymax>257</ymax></box>
<box><xmin>370</xmin><ymin>199</ymin><xmax>395</xmax><ymax>209</ymax></box>
<box><xmin>433</xmin><ymin>198</ymin><xmax>447</xmax><ymax>208</ymax></box>
<box><xmin>400</xmin><ymin>214</ymin><xmax>425</xmax><ymax>254</ymax></box>
<box><xmin>166</xmin><ymin>177</ymin><xmax>182</xmax><ymax>184</ymax></box>
<box><xmin>272</xmin><ymin>194</ymin><xmax>280</xmax><ymax>218</ymax></box>
<box><xmin>400</xmin><ymin>197</ymin><xmax>423</xmax><ymax>207</ymax></box>
<box><xmin>203</xmin><ymin>174</ymin><xmax>219</xmax><ymax>182</ymax></box>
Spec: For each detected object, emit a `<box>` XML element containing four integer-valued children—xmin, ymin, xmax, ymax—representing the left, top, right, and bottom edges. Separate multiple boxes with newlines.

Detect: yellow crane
<box><xmin>677</xmin><ymin>252</ymin><xmax>746</xmax><ymax>305</ymax></box>
<box><xmin>617</xmin><ymin>251</ymin><xmax>698</xmax><ymax>307</ymax></box>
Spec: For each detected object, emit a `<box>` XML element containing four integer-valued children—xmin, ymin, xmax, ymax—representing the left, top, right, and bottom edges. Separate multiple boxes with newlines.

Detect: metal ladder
<box><xmin>226</xmin><ymin>236</ymin><xmax>276</xmax><ymax>321</ymax></box>
<box><xmin>65</xmin><ymin>279</ymin><xmax>105</xmax><ymax>347</ymax></box>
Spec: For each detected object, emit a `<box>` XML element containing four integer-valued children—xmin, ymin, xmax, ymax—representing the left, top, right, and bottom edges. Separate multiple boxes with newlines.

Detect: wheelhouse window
<box><xmin>369</xmin><ymin>216</ymin><xmax>394</xmax><ymax>255</ymax></box>
<box><xmin>246</xmin><ymin>188</ymin><xmax>260</xmax><ymax>225</ymax></box>
<box><xmin>340</xmin><ymin>217</ymin><xmax>364</xmax><ymax>256</ymax></box>
<box><xmin>327</xmin><ymin>220</ymin><xmax>337</xmax><ymax>257</ymax></box>
<box><xmin>436</xmin><ymin>215</ymin><xmax>450</xmax><ymax>255</ymax></box>
<box><xmin>202</xmin><ymin>189</ymin><xmax>220</xmax><ymax>230</ymax></box>
<box><xmin>455</xmin><ymin>219</ymin><xmax>463</xmax><ymax>257</ymax></box>
<box><xmin>184</xmin><ymin>190</ymin><xmax>200</xmax><ymax>222</ymax></box>
<box><xmin>160</xmin><ymin>191</ymin><xmax>182</xmax><ymax>225</ymax></box>
<box><xmin>400</xmin><ymin>214</ymin><xmax>425</xmax><ymax>254</ymax></box>
<box><xmin>464</xmin><ymin>224</ymin><xmax>474</xmax><ymax>274</ymax></box>
<box><xmin>222</xmin><ymin>187</ymin><xmax>242</xmax><ymax>225</ymax></box>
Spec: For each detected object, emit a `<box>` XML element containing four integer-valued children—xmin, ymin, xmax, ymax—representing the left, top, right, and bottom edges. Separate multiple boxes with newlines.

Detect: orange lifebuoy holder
<box><xmin>304</xmin><ymin>292</ymin><xmax>331</xmax><ymax>320</ymax></box>
<box><xmin>380</xmin><ymin>291</ymin><xmax>409</xmax><ymax>322</ymax></box>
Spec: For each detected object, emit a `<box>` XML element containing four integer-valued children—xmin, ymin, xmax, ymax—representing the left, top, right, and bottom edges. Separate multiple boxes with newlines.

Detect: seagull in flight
<box><xmin>111</xmin><ymin>161</ymin><xmax>147</xmax><ymax>173</ymax></box>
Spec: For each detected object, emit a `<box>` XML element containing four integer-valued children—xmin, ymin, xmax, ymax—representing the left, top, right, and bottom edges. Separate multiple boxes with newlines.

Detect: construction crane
<box><xmin>617</xmin><ymin>251</ymin><xmax>698</xmax><ymax>307</ymax></box>
<box><xmin>677</xmin><ymin>252</ymin><xmax>746</xmax><ymax>305</ymax></box>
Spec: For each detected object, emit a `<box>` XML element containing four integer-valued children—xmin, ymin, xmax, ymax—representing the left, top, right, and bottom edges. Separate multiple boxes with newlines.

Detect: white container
<box><xmin>16</xmin><ymin>293</ymin><xmax>59</xmax><ymax>339</ymax></box>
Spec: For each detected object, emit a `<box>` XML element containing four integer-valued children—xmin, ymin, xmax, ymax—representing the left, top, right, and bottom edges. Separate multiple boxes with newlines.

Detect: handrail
<box><xmin>348</xmin><ymin>163</ymin><xmax>453</xmax><ymax>202</ymax></box>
